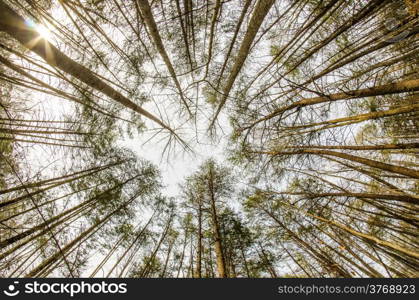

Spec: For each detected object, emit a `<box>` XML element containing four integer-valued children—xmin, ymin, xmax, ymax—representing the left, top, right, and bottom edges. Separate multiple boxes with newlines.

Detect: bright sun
<box><xmin>36</xmin><ymin>24</ymin><xmax>51</xmax><ymax>39</ymax></box>
<box><xmin>25</xmin><ymin>19</ymin><xmax>52</xmax><ymax>40</ymax></box>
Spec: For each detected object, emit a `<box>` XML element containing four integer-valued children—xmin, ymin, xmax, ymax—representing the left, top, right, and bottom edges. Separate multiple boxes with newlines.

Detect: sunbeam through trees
<box><xmin>0</xmin><ymin>0</ymin><xmax>418</xmax><ymax>278</ymax></box>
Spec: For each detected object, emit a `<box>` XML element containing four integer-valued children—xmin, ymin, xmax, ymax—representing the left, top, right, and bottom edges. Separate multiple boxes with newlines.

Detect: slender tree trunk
<box><xmin>289</xmin><ymin>143</ymin><xmax>419</xmax><ymax>151</ymax></box>
<box><xmin>160</xmin><ymin>239</ymin><xmax>174</xmax><ymax>278</ymax></box>
<box><xmin>139</xmin><ymin>215</ymin><xmax>172</xmax><ymax>278</ymax></box>
<box><xmin>244</xmin><ymin>79</ymin><xmax>419</xmax><ymax>130</ymax></box>
<box><xmin>211</xmin><ymin>0</ymin><xmax>275</xmax><ymax>128</ymax></box>
<box><xmin>136</xmin><ymin>0</ymin><xmax>192</xmax><ymax>116</ymax></box>
<box><xmin>195</xmin><ymin>199</ymin><xmax>203</xmax><ymax>278</ymax></box>
<box><xmin>216</xmin><ymin>0</ymin><xmax>252</xmax><ymax>88</ymax></box>
<box><xmin>203</xmin><ymin>0</ymin><xmax>221</xmax><ymax>79</ymax></box>
<box><xmin>24</xmin><ymin>189</ymin><xmax>142</xmax><ymax>277</ymax></box>
<box><xmin>174</xmin><ymin>0</ymin><xmax>193</xmax><ymax>70</ymax></box>
<box><xmin>239</xmin><ymin>242</ymin><xmax>251</xmax><ymax>277</ymax></box>
<box><xmin>0</xmin><ymin>160</ymin><xmax>124</xmax><ymax>196</ymax></box>
<box><xmin>259</xmin><ymin>205</ymin><xmax>352</xmax><ymax>277</ymax></box>
<box><xmin>279</xmin><ymin>240</ymin><xmax>312</xmax><ymax>277</ymax></box>
<box><xmin>0</xmin><ymin>1</ymin><xmax>176</xmax><ymax>133</ymax></box>
<box><xmin>176</xmin><ymin>230</ymin><xmax>188</xmax><ymax>278</ymax></box>
<box><xmin>258</xmin><ymin>243</ymin><xmax>277</xmax><ymax>277</ymax></box>
<box><xmin>105</xmin><ymin>211</ymin><xmax>156</xmax><ymax>277</ymax></box>
<box><xmin>265</xmin><ymin>190</ymin><xmax>419</xmax><ymax>204</ymax></box>
<box><xmin>208</xmin><ymin>167</ymin><xmax>227</xmax><ymax>278</ymax></box>
<box><xmin>281</xmin><ymin>200</ymin><xmax>419</xmax><ymax>260</ymax></box>
<box><xmin>287</xmin><ymin>102</ymin><xmax>419</xmax><ymax>131</ymax></box>
<box><xmin>253</xmin><ymin>148</ymin><xmax>419</xmax><ymax>179</ymax></box>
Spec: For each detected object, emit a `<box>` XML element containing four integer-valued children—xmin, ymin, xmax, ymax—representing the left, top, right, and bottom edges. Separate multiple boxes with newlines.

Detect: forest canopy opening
<box><xmin>0</xmin><ymin>0</ymin><xmax>418</xmax><ymax>278</ymax></box>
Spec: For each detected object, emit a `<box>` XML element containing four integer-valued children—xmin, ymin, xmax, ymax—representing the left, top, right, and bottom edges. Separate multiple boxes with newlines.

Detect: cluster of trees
<box><xmin>0</xmin><ymin>0</ymin><xmax>417</xmax><ymax>277</ymax></box>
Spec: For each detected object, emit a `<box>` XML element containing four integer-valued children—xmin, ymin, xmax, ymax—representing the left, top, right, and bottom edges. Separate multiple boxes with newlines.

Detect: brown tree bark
<box><xmin>210</xmin><ymin>0</ymin><xmax>275</xmax><ymax>128</ymax></box>
<box><xmin>137</xmin><ymin>0</ymin><xmax>192</xmax><ymax>116</ymax></box>
<box><xmin>208</xmin><ymin>166</ymin><xmax>227</xmax><ymax>277</ymax></box>
<box><xmin>253</xmin><ymin>148</ymin><xmax>419</xmax><ymax>179</ymax></box>
<box><xmin>0</xmin><ymin>1</ymin><xmax>176</xmax><ymax>134</ymax></box>
<box><xmin>244</xmin><ymin>79</ymin><xmax>419</xmax><ymax>131</ymax></box>
<box><xmin>194</xmin><ymin>198</ymin><xmax>203</xmax><ymax>278</ymax></box>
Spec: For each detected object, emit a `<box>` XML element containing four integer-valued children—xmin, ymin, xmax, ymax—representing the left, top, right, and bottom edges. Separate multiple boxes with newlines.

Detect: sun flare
<box><xmin>36</xmin><ymin>24</ymin><xmax>51</xmax><ymax>40</ymax></box>
<box><xmin>25</xmin><ymin>19</ymin><xmax>52</xmax><ymax>40</ymax></box>
<box><xmin>3</xmin><ymin>0</ymin><xmax>417</xmax><ymax>280</ymax></box>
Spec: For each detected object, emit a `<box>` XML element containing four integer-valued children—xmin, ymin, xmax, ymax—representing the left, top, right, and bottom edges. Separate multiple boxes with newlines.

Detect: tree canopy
<box><xmin>0</xmin><ymin>0</ymin><xmax>418</xmax><ymax>278</ymax></box>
